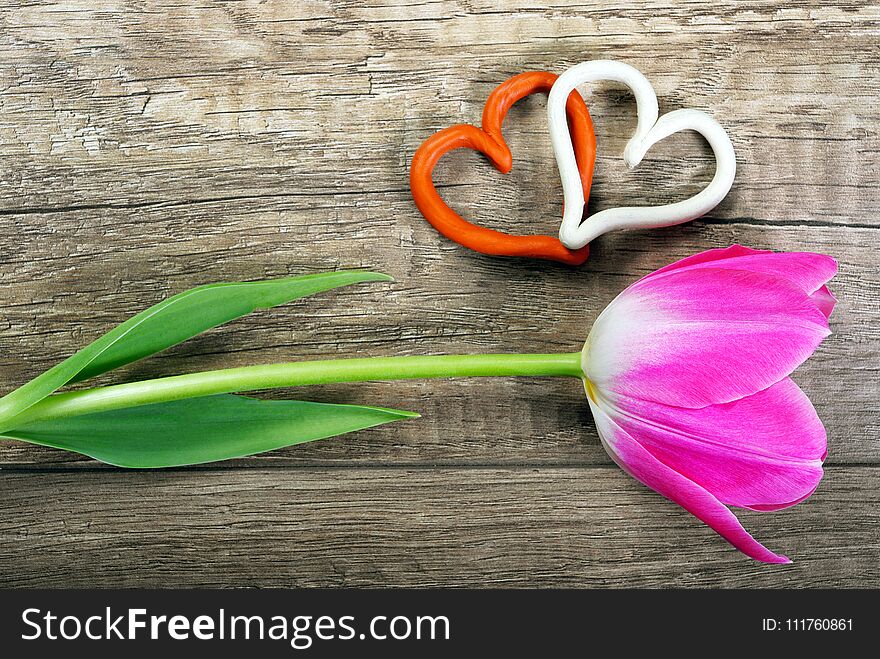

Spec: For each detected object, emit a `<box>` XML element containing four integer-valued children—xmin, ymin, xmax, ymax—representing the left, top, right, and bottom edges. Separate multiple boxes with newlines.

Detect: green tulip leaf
<box><xmin>1</xmin><ymin>394</ymin><xmax>417</xmax><ymax>468</ymax></box>
<box><xmin>0</xmin><ymin>271</ymin><xmax>390</xmax><ymax>426</ymax></box>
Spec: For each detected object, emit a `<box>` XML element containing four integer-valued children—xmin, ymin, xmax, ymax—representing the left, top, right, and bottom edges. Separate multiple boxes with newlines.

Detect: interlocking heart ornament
<box><xmin>410</xmin><ymin>60</ymin><xmax>736</xmax><ymax>263</ymax></box>
<box><xmin>548</xmin><ymin>60</ymin><xmax>736</xmax><ymax>249</ymax></box>
<box><xmin>409</xmin><ymin>71</ymin><xmax>597</xmax><ymax>265</ymax></box>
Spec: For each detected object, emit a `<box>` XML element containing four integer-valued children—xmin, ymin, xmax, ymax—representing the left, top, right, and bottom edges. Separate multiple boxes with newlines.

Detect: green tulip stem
<box><xmin>2</xmin><ymin>352</ymin><xmax>585</xmax><ymax>430</ymax></box>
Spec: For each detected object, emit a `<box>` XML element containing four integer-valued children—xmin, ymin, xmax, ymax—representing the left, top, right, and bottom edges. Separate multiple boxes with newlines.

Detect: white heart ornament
<box><xmin>546</xmin><ymin>60</ymin><xmax>736</xmax><ymax>250</ymax></box>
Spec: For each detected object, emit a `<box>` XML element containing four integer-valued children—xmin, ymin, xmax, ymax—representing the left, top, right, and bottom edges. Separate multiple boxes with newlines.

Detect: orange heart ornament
<box><xmin>409</xmin><ymin>71</ymin><xmax>597</xmax><ymax>265</ymax></box>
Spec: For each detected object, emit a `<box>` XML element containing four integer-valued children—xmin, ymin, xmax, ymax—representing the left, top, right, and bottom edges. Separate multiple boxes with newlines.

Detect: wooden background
<box><xmin>0</xmin><ymin>1</ymin><xmax>877</xmax><ymax>588</ymax></box>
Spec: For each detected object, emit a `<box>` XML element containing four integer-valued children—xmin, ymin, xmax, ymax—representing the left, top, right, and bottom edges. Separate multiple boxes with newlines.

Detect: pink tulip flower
<box><xmin>582</xmin><ymin>245</ymin><xmax>837</xmax><ymax>563</ymax></box>
<box><xmin>1</xmin><ymin>243</ymin><xmax>836</xmax><ymax>562</ymax></box>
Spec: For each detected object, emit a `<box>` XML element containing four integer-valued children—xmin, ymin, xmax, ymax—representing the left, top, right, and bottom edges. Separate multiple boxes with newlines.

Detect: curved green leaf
<box><xmin>0</xmin><ymin>271</ymin><xmax>390</xmax><ymax>425</ymax></box>
<box><xmin>1</xmin><ymin>395</ymin><xmax>417</xmax><ymax>468</ymax></box>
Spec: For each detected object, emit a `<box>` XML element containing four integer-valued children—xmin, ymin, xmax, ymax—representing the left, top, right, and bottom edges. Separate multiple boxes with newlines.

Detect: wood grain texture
<box><xmin>0</xmin><ymin>0</ymin><xmax>878</xmax><ymax>587</ymax></box>
<box><xmin>0</xmin><ymin>466</ymin><xmax>876</xmax><ymax>588</ymax></box>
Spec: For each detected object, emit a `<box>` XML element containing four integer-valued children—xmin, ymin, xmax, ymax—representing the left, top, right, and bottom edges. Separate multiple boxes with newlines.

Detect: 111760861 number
<box><xmin>763</xmin><ymin>619</ymin><xmax>853</xmax><ymax>631</ymax></box>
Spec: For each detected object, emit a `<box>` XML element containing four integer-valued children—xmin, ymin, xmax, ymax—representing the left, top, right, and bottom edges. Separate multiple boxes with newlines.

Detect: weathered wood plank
<box><xmin>0</xmin><ymin>220</ymin><xmax>874</xmax><ymax>466</ymax></box>
<box><xmin>0</xmin><ymin>466</ymin><xmax>876</xmax><ymax>588</ymax></box>
<box><xmin>0</xmin><ymin>2</ymin><xmax>877</xmax><ymax>226</ymax></box>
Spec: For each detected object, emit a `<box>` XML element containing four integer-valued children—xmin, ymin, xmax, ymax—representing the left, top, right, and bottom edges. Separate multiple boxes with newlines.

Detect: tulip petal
<box><xmin>598</xmin><ymin>378</ymin><xmax>826</xmax><ymax>511</ymax></box>
<box><xmin>810</xmin><ymin>285</ymin><xmax>837</xmax><ymax>319</ymax></box>
<box><xmin>645</xmin><ymin>246</ymin><xmax>838</xmax><ymax>318</ymax></box>
<box><xmin>588</xmin><ymin>397</ymin><xmax>791</xmax><ymax>564</ymax></box>
<box><xmin>585</xmin><ymin>267</ymin><xmax>831</xmax><ymax>407</ymax></box>
<box><xmin>747</xmin><ymin>485</ymin><xmax>820</xmax><ymax>512</ymax></box>
<box><xmin>644</xmin><ymin>244</ymin><xmax>770</xmax><ymax>280</ymax></box>
<box><xmin>652</xmin><ymin>250</ymin><xmax>837</xmax><ymax>297</ymax></box>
